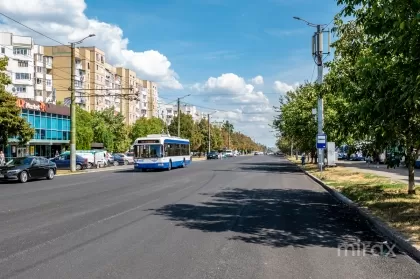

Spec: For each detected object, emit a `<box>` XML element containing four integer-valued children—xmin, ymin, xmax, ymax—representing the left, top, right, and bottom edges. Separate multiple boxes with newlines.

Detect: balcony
<box><xmin>13</xmin><ymin>77</ymin><xmax>32</xmax><ymax>86</ymax></box>
<box><xmin>35</xmin><ymin>83</ymin><xmax>43</xmax><ymax>90</ymax></box>
<box><xmin>35</xmin><ymin>72</ymin><xmax>44</xmax><ymax>79</ymax></box>
<box><xmin>35</xmin><ymin>60</ymin><xmax>44</xmax><ymax>67</ymax></box>
<box><xmin>35</xmin><ymin>96</ymin><xmax>44</xmax><ymax>102</ymax></box>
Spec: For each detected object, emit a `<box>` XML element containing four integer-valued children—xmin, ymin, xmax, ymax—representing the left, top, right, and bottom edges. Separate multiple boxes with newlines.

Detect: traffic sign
<box><xmin>316</xmin><ymin>134</ymin><xmax>326</xmax><ymax>149</ymax></box>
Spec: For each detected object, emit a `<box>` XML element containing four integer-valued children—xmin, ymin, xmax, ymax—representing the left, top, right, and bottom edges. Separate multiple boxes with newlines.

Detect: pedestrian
<box><xmin>0</xmin><ymin>151</ymin><xmax>4</xmax><ymax>166</ymax></box>
<box><xmin>301</xmin><ymin>152</ymin><xmax>306</xmax><ymax>166</ymax></box>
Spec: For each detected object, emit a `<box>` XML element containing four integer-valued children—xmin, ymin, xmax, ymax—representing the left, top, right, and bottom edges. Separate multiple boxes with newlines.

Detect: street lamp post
<box><xmin>293</xmin><ymin>16</ymin><xmax>330</xmax><ymax>170</ymax></box>
<box><xmin>207</xmin><ymin>111</ymin><xmax>218</xmax><ymax>154</ymax></box>
<box><xmin>69</xmin><ymin>34</ymin><xmax>95</xmax><ymax>172</ymax></box>
<box><xmin>177</xmin><ymin>94</ymin><xmax>191</xmax><ymax>137</ymax></box>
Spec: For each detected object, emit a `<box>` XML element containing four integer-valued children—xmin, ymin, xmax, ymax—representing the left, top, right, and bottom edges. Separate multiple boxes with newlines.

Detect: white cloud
<box><xmin>273</xmin><ymin>80</ymin><xmax>297</xmax><ymax>94</ymax></box>
<box><xmin>192</xmin><ymin>73</ymin><xmax>277</xmax><ymax>145</ymax></box>
<box><xmin>194</xmin><ymin>73</ymin><xmax>269</xmax><ymax>105</ymax></box>
<box><xmin>0</xmin><ymin>0</ymin><xmax>182</xmax><ymax>89</ymax></box>
<box><xmin>250</xmin><ymin>75</ymin><xmax>264</xmax><ymax>85</ymax></box>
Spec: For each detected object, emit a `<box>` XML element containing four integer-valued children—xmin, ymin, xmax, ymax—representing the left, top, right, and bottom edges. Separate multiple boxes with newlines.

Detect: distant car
<box><xmin>115</xmin><ymin>153</ymin><xmax>134</xmax><ymax>165</ymax></box>
<box><xmin>0</xmin><ymin>156</ymin><xmax>56</xmax><ymax>183</ymax></box>
<box><xmin>207</xmin><ymin>151</ymin><xmax>220</xmax><ymax>159</ymax></box>
<box><xmin>224</xmin><ymin>150</ymin><xmax>234</xmax><ymax>157</ymax></box>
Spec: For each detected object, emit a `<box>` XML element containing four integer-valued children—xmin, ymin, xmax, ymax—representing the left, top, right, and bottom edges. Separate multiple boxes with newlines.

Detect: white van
<box><xmin>225</xmin><ymin>150</ymin><xmax>234</xmax><ymax>157</ymax></box>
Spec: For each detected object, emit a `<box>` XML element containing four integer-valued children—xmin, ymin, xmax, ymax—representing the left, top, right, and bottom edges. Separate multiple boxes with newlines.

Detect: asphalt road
<box><xmin>0</xmin><ymin>155</ymin><xmax>419</xmax><ymax>279</ymax></box>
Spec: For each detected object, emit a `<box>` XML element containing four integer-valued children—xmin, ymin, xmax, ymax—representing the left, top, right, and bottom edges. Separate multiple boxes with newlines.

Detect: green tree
<box><xmin>328</xmin><ymin>3</ymin><xmax>420</xmax><ymax>194</ymax></box>
<box><xmin>0</xmin><ymin>57</ymin><xmax>34</xmax><ymax>146</ymax></box>
<box><xmin>130</xmin><ymin>117</ymin><xmax>165</xmax><ymax>141</ymax></box>
<box><xmin>75</xmin><ymin>106</ymin><xmax>93</xmax><ymax>149</ymax></box>
<box><xmin>168</xmin><ymin>112</ymin><xmax>195</xmax><ymax>139</ymax></box>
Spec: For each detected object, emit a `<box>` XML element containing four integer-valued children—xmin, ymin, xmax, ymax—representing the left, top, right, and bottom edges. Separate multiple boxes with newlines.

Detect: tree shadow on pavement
<box><xmin>213</xmin><ymin>161</ymin><xmax>304</xmax><ymax>174</ymax></box>
<box><xmin>151</xmin><ymin>187</ymin><xmax>401</xmax><ymax>255</ymax></box>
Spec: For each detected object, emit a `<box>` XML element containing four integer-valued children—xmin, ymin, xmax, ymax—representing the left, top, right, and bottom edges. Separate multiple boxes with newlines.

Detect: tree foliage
<box><xmin>0</xmin><ymin>57</ymin><xmax>34</xmax><ymax>146</ymax></box>
<box><xmin>273</xmin><ymin>1</ymin><xmax>420</xmax><ymax>194</ymax></box>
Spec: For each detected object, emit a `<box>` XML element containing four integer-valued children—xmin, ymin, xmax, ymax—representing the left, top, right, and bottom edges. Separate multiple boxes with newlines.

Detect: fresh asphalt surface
<box><xmin>0</xmin><ymin>156</ymin><xmax>419</xmax><ymax>279</ymax></box>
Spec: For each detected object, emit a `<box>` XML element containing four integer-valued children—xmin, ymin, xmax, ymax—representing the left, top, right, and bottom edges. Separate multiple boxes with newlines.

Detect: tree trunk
<box><xmin>408</xmin><ymin>163</ymin><xmax>416</xmax><ymax>194</ymax></box>
<box><xmin>406</xmin><ymin>146</ymin><xmax>417</xmax><ymax>195</ymax></box>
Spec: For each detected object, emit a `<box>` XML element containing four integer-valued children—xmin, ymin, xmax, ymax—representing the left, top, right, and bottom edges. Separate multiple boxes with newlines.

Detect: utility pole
<box><xmin>227</xmin><ymin>120</ymin><xmax>230</xmax><ymax>149</ymax></box>
<box><xmin>70</xmin><ymin>43</ymin><xmax>76</xmax><ymax>172</ymax></box>
<box><xmin>68</xmin><ymin>34</ymin><xmax>95</xmax><ymax>172</ymax></box>
<box><xmin>177</xmin><ymin>97</ymin><xmax>180</xmax><ymax>137</ymax></box>
<box><xmin>316</xmin><ymin>24</ymin><xmax>324</xmax><ymax>170</ymax></box>
<box><xmin>207</xmin><ymin>113</ymin><xmax>211</xmax><ymax>153</ymax></box>
<box><xmin>293</xmin><ymin>16</ymin><xmax>330</xmax><ymax>171</ymax></box>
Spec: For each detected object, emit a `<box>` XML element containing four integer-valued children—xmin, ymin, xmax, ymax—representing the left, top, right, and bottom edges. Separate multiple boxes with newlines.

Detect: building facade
<box><xmin>0</xmin><ymin>32</ymin><xmax>54</xmax><ymax>103</ymax></box>
<box><xmin>1</xmin><ymin>98</ymin><xmax>70</xmax><ymax>159</ymax></box>
<box><xmin>44</xmin><ymin>44</ymin><xmax>159</xmax><ymax>124</ymax></box>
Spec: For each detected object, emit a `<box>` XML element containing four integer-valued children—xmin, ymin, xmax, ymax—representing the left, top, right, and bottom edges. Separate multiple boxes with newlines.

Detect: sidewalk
<box><xmin>336</xmin><ymin>161</ymin><xmax>420</xmax><ymax>184</ymax></box>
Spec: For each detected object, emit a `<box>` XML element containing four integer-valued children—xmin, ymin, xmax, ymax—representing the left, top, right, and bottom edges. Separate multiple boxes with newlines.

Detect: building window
<box><xmin>15</xmin><ymin>86</ymin><xmax>26</xmax><ymax>93</ymax></box>
<box><xmin>1</xmin><ymin>47</ymin><xmax>4</xmax><ymax>54</ymax></box>
<box><xmin>36</xmin><ymin>66</ymin><xmax>42</xmax><ymax>73</ymax></box>
<box><xmin>15</xmin><ymin>73</ymin><xmax>31</xmax><ymax>80</ymax></box>
<box><xmin>13</xmin><ymin>48</ymin><xmax>31</xmax><ymax>56</ymax></box>
<box><xmin>96</xmin><ymin>65</ymin><xmax>98</xmax><ymax>70</ymax></box>
<box><xmin>36</xmin><ymin>78</ymin><xmax>42</xmax><ymax>84</ymax></box>
<box><xmin>18</xmin><ymin>60</ymin><xmax>28</xmax><ymax>67</ymax></box>
<box><xmin>35</xmin><ymin>90</ymin><xmax>42</xmax><ymax>96</ymax></box>
<box><xmin>46</xmin><ymin>79</ymin><xmax>52</xmax><ymax>86</ymax></box>
<box><xmin>87</xmin><ymin>62</ymin><xmax>90</xmax><ymax>69</ymax></box>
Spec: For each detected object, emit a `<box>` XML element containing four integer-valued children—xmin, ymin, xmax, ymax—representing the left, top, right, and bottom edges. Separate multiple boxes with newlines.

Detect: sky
<box><xmin>0</xmin><ymin>0</ymin><xmax>342</xmax><ymax>147</ymax></box>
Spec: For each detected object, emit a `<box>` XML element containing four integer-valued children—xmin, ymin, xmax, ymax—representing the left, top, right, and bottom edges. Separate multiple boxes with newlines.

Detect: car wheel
<box><xmin>113</xmin><ymin>161</ymin><xmax>119</xmax><ymax>166</ymax></box>
<box><xmin>19</xmin><ymin>171</ymin><xmax>28</xmax><ymax>183</ymax></box>
<box><xmin>87</xmin><ymin>162</ymin><xmax>93</xmax><ymax>169</ymax></box>
<box><xmin>76</xmin><ymin>164</ymin><xmax>82</xmax><ymax>171</ymax></box>
<box><xmin>46</xmin><ymin>169</ymin><xmax>54</xmax><ymax>180</ymax></box>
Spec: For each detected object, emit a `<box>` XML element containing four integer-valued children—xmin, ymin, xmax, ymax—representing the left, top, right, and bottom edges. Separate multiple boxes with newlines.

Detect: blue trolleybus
<box><xmin>133</xmin><ymin>134</ymin><xmax>192</xmax><ymax>171</ymax></box>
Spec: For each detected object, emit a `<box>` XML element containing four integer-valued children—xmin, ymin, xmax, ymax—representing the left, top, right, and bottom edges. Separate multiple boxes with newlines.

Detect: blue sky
<box><xmin>0</xmin><ymin>0</ymin><xmax>343</xmax><ymax>147</ymax></box>
<box><xmin>83</xmin><ymin>0</ymin><xmax>342</xmax><ymax>146</ymax></box>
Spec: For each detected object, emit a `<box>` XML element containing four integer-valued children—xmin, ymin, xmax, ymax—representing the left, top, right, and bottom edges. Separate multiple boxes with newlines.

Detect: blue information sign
<box><xmin>316</xmin><ymin>134</ymin><xmax>326</xmax><ymax>149</ymax></box>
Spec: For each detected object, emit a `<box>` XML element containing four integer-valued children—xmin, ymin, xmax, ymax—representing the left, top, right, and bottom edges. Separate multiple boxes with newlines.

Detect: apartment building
<box><xmin>158</xmin><ymin>101</ymin><xmax>177</xmax><ymax>125</ymax></box>
<box><xmin>116</xmin><ymin>67</ymin><xmax>138</xmax><ymax>125</ymax></box>
<box><xmin>182</xmin><ymin>105</ymin><xmax>205</xmax><ymax>122</ymax></box>
<box><xmin>44</xmin><ymin>45</ymin><xmax>91</xmax><ymax>110</ymax></box>
<box><xmin>104</xmin><ymin>63</ymin><xmax>122</xmax><ymax>113</ymax></box>
<box><xmin>0</xmin><ymin>32</ymin><xmax>54</xmax><ymax>103</ymax></box>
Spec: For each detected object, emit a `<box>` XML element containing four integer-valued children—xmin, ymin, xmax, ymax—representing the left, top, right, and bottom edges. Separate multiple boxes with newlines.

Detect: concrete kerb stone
<box><xmin>291</xmin><ymin>160</ymin><xmax>420</xmax><ymax>263</ymax></box>
<box><xmin>56</xmin><ymin>165</ymin><xmax>133</xmax><ymax>177</ymax></box>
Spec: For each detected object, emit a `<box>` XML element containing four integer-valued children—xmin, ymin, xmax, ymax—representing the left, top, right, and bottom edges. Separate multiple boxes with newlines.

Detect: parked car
<box><xmin>114</xmin><ymin>153</ymin><xmax>134</xmax><ymax>165</ymax></box>
<box><xmin>207</xmin><ymin>151</ymin><xmax>220</xmax><ymax>159</ymax></box>
<box><xmin>50</xmin><ymin>154</ymin><xmax>88</xmax><ymax>170</ymax></box>
<box><xmin>0</xmin><ymin>156</ymin><xmax>56</xmax><ymax>183</ymax></box>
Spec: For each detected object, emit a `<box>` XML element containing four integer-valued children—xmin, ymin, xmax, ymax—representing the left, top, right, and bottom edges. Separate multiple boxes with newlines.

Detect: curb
<box><xmin>293</xmin><ymin>160</ymin><xmax>420</xmax><ymax>262</ymax></box>
<box><xmin>56</xmin><ymin>165</ymin><xmax>133</xmax><ymax>176</ymax></box>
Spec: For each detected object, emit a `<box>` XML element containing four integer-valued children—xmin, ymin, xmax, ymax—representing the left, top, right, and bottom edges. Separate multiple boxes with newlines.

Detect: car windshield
<box><xmin>6</xmin><ymin>157</ymin><xmax>33</xmax><ymax>166</ymax></box>
<box><xmin>209</xmin><ymin>151</ymin><xmax>218</xmax><ymax>154</ymax></box>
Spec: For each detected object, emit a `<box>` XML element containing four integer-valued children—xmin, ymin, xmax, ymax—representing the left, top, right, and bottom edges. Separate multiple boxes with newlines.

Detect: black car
<box><xmin>0</xmin><ymin>156</ymin><xmax>57</xmax><ymax>183</ymax></box>
<box><xmin>207</xmin><ymin>151</ymin><xmax>219</xmax><ymax>159</ymax></box>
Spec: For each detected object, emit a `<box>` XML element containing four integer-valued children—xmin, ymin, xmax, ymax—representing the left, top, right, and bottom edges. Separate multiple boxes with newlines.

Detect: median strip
<box><xmin>289</xmin><ymin>157</ymin><xmax>420</xmax><ymax>257</ymax></box>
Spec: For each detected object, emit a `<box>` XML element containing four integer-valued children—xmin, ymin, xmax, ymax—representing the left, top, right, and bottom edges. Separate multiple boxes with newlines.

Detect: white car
<box><xmin>224</xmin><ymin>150</ymin><xmax>234</xmax><ymax>157</ymax></box>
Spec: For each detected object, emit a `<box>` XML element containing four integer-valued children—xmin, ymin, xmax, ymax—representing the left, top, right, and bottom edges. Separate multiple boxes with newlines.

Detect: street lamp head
<box><xmin>88</xmin><ymin>34</ymin><xmax>96</xmax><ymax>37</ymax></box>
<box><xmin>293</xmin><ymin>16</ymin><xmax>301</xmax><ymax>20</ymax></box>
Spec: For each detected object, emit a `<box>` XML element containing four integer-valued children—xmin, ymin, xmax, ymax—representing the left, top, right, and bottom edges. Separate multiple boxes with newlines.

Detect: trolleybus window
<box><xmin>164</xmin><ymin>143</ymin><xmax>190</xmax><ymax>156</ymax></box>
<box><xmin>134</xmin><ymin>144</ymin><xmax>163</xmax><ymax>158</ymax></box>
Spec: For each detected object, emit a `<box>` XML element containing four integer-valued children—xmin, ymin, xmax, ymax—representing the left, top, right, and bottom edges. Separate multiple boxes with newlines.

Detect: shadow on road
<box><xmin>151</xmin><ymin>187</ymin><xmax>401</xmax><ymax>255</ymax></box>
<box><xmin>213</xmin><ymin>161</ymin><xmax>303</xmax><ymax>174</ymax></box>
